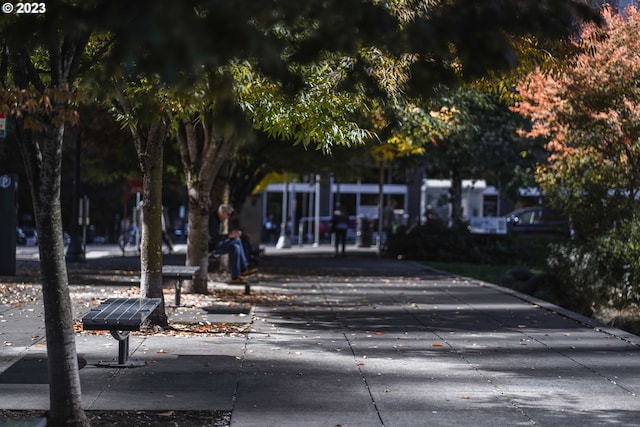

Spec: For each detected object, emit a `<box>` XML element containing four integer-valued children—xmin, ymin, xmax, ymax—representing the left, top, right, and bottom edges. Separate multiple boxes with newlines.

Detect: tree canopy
<box><xmin>0</xmin><ymin>1</ymin><xmax>602</xmax><ymax>425</ymax></box>
<box><xmin>514</xmin><ymin>5</ymin><xmax>640</xmax><ymax>236</ymax></box>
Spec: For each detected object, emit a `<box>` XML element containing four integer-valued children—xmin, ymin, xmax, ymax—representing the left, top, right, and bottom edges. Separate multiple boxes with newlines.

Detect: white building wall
<box><xmin>420</xmin><ymin>179</ymin><xmax>488</xmax><ymax>223</ymax></box>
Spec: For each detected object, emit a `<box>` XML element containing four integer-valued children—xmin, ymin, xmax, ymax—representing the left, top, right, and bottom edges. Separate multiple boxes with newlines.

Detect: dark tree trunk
<box><xmin>176</xmin><ymin>115</ymin><xmax>233</xmax><ymax>294</ymax></box>
<box><xmin>184</xmin><ymin>180</ymin><xmax>211</xmax><ymax>293</ymax></box>
<box><xmin>449</xmin><ymin>168</ymin><xmax>463</xmax><ymax>226</ymax></box>
<box><xmin>136</xmin><ymin>119</ymin><xmax>169</xmax><ymax>327</ymax></box>
<box><xmin>7</xmin><ymin>34</ymin><xmax>91</xmax><ymax>426</ymax></box>
<box><xmin>20</xmin><ymin>125</ymin><xmax>90</xmax><ymax>427</ymax></box>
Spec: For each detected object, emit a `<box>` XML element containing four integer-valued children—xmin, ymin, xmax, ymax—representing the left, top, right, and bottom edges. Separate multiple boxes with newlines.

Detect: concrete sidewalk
<box><xmin>1</xmin><ymin>245</ymin><xmax>639</xmax><ymax>426</ymax></box>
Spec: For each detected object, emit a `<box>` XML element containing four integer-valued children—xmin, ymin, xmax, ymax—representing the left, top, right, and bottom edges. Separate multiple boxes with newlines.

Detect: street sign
<box><xmin>0</xmin><ymin>174</ymin><xmax>11</xmax><ymax>189</ymax></box>
<box><xmin>469</xmin><ymin>216</ymin><xmax>507</xmax><ymax>235</ymax></box>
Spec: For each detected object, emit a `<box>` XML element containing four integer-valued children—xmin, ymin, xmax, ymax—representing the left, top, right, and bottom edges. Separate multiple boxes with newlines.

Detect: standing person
<box><xmin>211</xmin><ymin>204</ymin><xmax>256</xmax><ymax>284</ymax></box>
<box><xmin>331</xmin><ymin>204</ymin><xmax>349</xmax><ymax>257</ymax></box>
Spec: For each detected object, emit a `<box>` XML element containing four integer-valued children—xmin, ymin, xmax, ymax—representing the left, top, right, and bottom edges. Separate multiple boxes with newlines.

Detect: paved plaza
<box><xmin>1</xmin><ymin>245</ymin><xmax>639</xmax><ymax>426</ymax></box>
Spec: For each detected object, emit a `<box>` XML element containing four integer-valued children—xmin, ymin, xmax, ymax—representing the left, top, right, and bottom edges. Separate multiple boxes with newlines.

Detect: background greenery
<box><xmin>390</xmin><ymin>225</ymin><xmax>640</xmax><ymax>335</ymax></box>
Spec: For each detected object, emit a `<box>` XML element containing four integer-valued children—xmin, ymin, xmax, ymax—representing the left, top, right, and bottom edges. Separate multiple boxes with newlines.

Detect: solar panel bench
<box><xmin>81</xmin><ymin>297</ymin><xmax>161</xmax><ymax>367</ymax></box>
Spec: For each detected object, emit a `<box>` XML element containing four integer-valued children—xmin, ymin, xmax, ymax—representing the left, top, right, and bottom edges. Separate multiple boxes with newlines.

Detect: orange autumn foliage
<box><xmin>513</xmin><ymin>5</ymin><xmax>640</xmax><ymax>231</ymax></box>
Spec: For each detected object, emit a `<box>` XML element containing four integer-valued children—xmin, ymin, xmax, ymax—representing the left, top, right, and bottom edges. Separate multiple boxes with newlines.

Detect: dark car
<box><xmin>16</xmin><ymin>227</ymin><xmax>26</xmax><ymax>245</ymax></box>
<box><xmin>505</xmin><ymin>207</ymin><xmax>571</xmax><ymax>236</ymax></box>
<box><xmin>17</xmin><ymin>226</ymin><xmax>38</xmax><ymax>246</ymax></box>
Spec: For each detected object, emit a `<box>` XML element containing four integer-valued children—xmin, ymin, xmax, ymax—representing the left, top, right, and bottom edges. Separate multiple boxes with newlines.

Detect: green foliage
<box><xmin>427</xmin><ymin>261</ymin><xmax>519</xmax><ymax>285</ymax></box>
<box><xmin>387</xmin><ymin>221</ymin><xmax>520</xmax><ymax>264</ymax></box>
<box><xmin>401</xmin><ymin>85</ymin><xmax>540</xmax><ymax>223</ymax></box>
<box><xmin>233</xmin><ymin>60</ymin><xmax>373</xmax><ymax>152</ymax></box>
<box><xmin>547</xmin><ymin>220</ymin><xmax>640</xmax><ymax>314</ymax></box>
<box><xmin>422</xmin><ymin>86</ymin><xmax>538</xmax><ymax>177</ymax></box>
<box><xmin>77</xmin><ymin>105</ymin><xmax>139</xmax><ymax>184</ymax></box>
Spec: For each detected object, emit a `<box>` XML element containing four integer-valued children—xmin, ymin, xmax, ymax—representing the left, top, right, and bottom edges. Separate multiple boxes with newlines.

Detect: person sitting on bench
<box><xmin>211</xmin><ymin>204</ymin><xmax>257</xmax><ymax>284</ymax></box>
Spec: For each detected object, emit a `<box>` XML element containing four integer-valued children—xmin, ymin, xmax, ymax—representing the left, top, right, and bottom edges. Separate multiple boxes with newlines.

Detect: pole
<box><xmin>290</xmin><ymin>178</ymin><xmax>297</xmax><ymax>244</ymax></box>
<box><xmin>313</xmin><ymin>174</ymin><xmax>320</xmax><ymax>247</ymax></box>
<box><xmin>276</xmin><ymin>178</ymin><xmax>291</xmax><ymax>249</ymax></box>
<box><xmin>377</xmin><ymin>162</ymin><xmax>384</xmax><ymax>256</ymax></box>
<box><xmin>81</xmin><ymin>195</ymin><xmax>89</xmax><ymax>254</ymax></box>
<box><xmin>65</xmin><ymin>130</ymin><xmax>85</xmax><ymax>262</ymax></box>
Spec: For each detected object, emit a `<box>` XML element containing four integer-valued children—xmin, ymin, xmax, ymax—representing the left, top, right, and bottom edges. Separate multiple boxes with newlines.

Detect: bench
<box><xmin>229</xmin><ymin>279</ymin><xmax>252</xmax><ymax>295</ymax></box>
<box><xmin>81</xmin><ymin>297</ymin><xmax>161</xmax><ymax>368</ymax></box>
<box><xmin>162</xmin><ymin>265</ymin><xmax>201</xmax><ymax>306</ymax></box>
<box><xmin>209</xmin><ymin>248</ymin><xmax>260</xmax><ymax>295</ymax></box>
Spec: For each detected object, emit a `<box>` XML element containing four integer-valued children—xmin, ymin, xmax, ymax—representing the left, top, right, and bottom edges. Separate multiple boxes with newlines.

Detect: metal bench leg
<box><xmin>96</xmin><ymin>331</ymin><xmax>147</xmax><ymax>368</ymax></box>
<box><xmin>174</xmin><ymin>280</ymin><xmax>182</xmax><ymax>306</ymax></box>
<box><xmin>245</xmin><ymin>284</ymin><xmax>251</xmax><ymax>295</ymax></box>
<box><xmin>117</xmin><ymin>333</ymin><xmax>129</xmax><ymax>365</ymax></box>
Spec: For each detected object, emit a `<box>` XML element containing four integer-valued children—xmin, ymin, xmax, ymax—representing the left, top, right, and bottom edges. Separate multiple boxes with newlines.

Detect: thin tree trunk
<box><xmin>184</xmin><ymin>182</ymin><xmax>210</xmax><ymax>293</ymax></box>
<box><xmin>450</xmin><ymin>168</ymin><xmax>463</xmax><ymax>226</ymax></box>
<box><xmin>24</xmin><ymin>126</ymin><xmax>89</xmax><ymax>427</ymax></box>
<box><xmin>8</xmin><ymin>34</ymin><xmax>90</xmax><ymax>425</ymax></box>
<box><xmin>136</xmin><ymin>119</ymin><xmax>169</xmax><ymax>327</ymax></box>
<box><xmin>177</xmin><ymin>116</ymin><xmax>233</xmax><ymax>294</ymax></box>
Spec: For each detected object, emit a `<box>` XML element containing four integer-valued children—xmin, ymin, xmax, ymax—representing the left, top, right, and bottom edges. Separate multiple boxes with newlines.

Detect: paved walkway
<box><xmin>1</xmin><ymin>245</ymin><xmax>639</xmax><ymax>426</ymax></box>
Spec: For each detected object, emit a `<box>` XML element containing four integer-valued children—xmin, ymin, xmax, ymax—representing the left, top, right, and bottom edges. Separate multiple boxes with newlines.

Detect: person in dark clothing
<box><xmin>331</xmin><ymin>204</ymin><xmax>349</xmax><ymax>257</ymax></box>
<box><xmin>210</xmin><ymin>204</ymin><xmax>256</xmax><ymax>284</ymax></box>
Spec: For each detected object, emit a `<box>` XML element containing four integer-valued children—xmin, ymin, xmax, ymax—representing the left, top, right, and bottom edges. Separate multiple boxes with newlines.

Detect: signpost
<box><xmin>468</xmin><ymin>216</ymin><xmax>507</xmax><ymax>235</ymax></box>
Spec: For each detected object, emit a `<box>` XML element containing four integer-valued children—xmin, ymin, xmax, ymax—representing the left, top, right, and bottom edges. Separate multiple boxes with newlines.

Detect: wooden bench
<box><xmin>81</xmin><ymin>297</ymin><xmax>161</xmax><ymax>367</ymax></box>
<box><xmin>162</xmin><ymin>265</ymin><xmax>201</xmax><ymax>306</ymax></box>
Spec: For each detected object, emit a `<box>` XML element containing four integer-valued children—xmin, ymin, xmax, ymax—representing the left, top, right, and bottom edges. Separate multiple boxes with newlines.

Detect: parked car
<box><xmin>505</xmin><ymin>207</ymin><xmax>571</xmax><ymax>236</ymax></box>
<box><xmin>16</xmin><ymin>227</ymin><xmax>26</xmax><ymax>245</ymax></box>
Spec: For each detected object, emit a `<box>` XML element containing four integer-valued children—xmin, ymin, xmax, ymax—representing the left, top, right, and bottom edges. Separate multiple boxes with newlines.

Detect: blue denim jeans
<box><xmin>216</xmin><ymin>237</ymin><xmax>248</xmax><ymax>279</ymax></box>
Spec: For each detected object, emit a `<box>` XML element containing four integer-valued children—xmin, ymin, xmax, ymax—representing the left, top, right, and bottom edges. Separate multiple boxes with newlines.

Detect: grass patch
<box><xmin>426</xmin><ymin>262</ymin><xmax>532</xmax><ymax>284</ymax></box>
<box><xmin>424</xmin><ymin>237</ymin><xmax>555</xmax><ymax>284</ymax></box>
<box><xmin>425</xmin><ymin>236</ymin><xmax>564</xmax><ymax>284</ymax></box>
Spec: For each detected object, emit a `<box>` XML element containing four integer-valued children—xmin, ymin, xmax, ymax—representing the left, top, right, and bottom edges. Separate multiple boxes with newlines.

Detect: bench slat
<box><xmin>162</xmin><ymin>265</ymin><xmax>200</xmax><ymax>279</ymax></box>
<box><xmin>82</xmin><ymin>298</ymin><xmax>161</xmax><ymax>331</ymax></box>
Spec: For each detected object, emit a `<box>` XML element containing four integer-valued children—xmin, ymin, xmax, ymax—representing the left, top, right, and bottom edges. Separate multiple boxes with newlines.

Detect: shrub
<box><xmin>546</xmin><ymin>220</ymin><xmax>640</xmax><ymax>315</ymax></box>
<box><xmin>387</xmin><ymin>221</ymin><xmax>519</xmax><ymax>264</ymax></box>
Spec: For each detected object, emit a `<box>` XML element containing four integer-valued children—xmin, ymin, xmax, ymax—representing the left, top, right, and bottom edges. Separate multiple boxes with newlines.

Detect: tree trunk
<box><xmin>184</xmin><ymin>181</ymin><xmax>211</xmax><ymax>294</ymax></box>
<box><xmin>176</xmin><ymin>116</ymin><xmax>233</xmax><ymax>294</ymax></box>
<box><xmin>24</xmin><ymin>126</ymin><xmax>89</xmax><ymax>427</ymax></box>
<box><xmin>136</xmin><ymin>119</ymin><xmax>169</xmax><ymax>327</ymax></box>
<box><xmin>449</xmin><ymin>168</ymin><xmax>463</xmax><ymax>226</ymax></box>
<box><xmin>7</xmin><ymin>35</ymin><xmax>90</xmax><ymax>426</ymax></box>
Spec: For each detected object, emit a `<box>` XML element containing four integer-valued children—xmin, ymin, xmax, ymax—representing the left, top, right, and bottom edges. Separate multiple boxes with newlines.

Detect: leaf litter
<box><xmin>1</xmin><ymin>264</ymin><xmax>297</xmax><ymax>426</ymax></box>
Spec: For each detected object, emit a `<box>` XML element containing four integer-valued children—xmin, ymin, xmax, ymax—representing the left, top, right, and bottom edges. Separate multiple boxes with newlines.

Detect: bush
<box><xmin>387</xmin><ymin>221</ymin><xmax>520</xmax><ymax>264</ymax></box>
<box><xmin>546</xmin><ymin>220</ymin><xmax>640</xmax><ymax>315</ymax></box>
